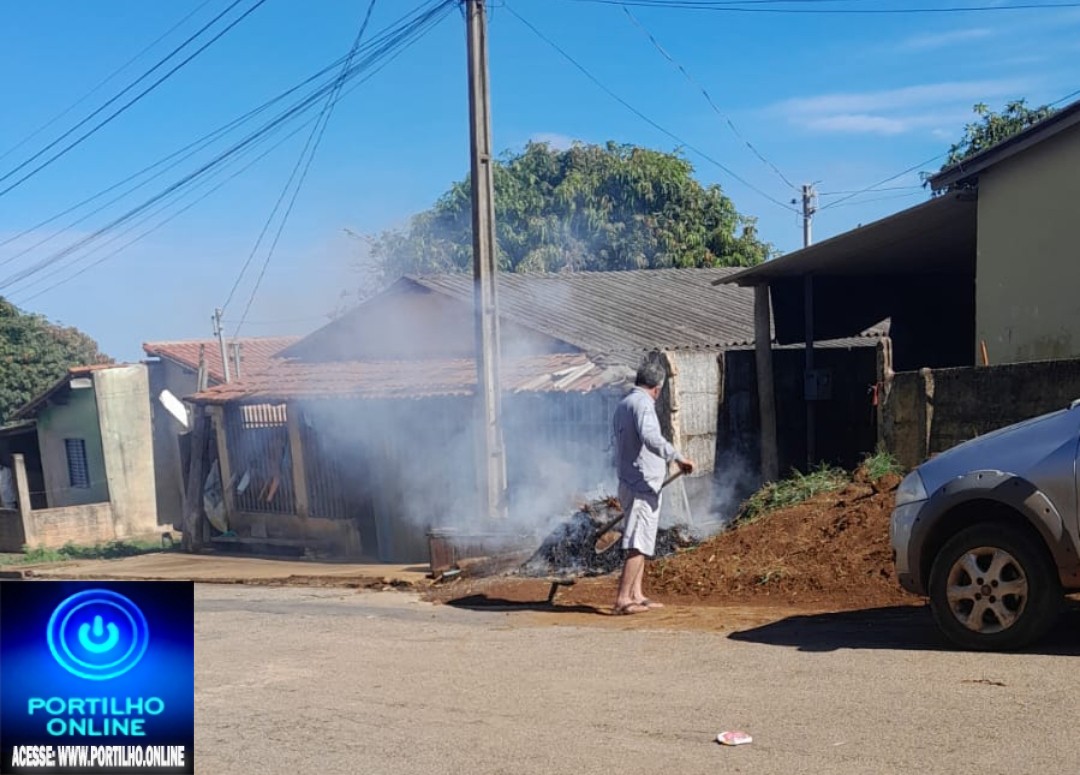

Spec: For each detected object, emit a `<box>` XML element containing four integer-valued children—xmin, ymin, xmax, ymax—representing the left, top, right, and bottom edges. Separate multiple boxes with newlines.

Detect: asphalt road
<box><xmin>195</xmin><ymin>585</ymin><xmax>1080</xmax><ymax>775</ymax></box>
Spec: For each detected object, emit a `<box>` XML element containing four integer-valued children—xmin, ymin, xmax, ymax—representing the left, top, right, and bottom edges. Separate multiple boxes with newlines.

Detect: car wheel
<box><xmin>928</xmin><ymin>522</ymin><xmax>1061</xmax><ymax>651</ymax></box>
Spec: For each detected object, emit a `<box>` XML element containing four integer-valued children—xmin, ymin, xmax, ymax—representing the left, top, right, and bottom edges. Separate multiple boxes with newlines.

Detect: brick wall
<box><xmin>24</xmin><ymin>503</ymin><xmax>115</xmax><ymax>548</ymax></box>
<box><xmin>881</xmin><ymin>358</ymin><xmax>1080</xmax><ymax>468</ymax></box>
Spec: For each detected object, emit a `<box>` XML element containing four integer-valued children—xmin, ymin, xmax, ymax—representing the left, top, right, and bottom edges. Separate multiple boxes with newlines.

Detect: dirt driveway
<box><xmin>196</xmin><ymin>585</ymin><xmax>1080</xmax><ymax>775</ymax></box>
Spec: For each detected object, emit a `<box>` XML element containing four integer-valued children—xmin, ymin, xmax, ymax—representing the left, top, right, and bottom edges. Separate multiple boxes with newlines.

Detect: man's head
<box><xmin>635</xmin><ymin>361</ymin><xmax>666</xmax><ymax>400</ymax></box>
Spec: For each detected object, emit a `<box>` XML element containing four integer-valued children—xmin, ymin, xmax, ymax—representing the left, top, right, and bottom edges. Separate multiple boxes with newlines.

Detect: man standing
<box><xmin>612</xmin><ymin>361</ymin><xmax>693</xmax><ymax>615</ymax></box>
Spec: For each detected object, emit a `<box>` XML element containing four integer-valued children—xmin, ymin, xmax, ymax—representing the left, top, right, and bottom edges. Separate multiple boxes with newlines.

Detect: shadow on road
<box><xmin>729</xmin><ymin>601</ymin><xmax>1080</xmax><ymax>655</ymax></box>
<box><xmin>444</xmin><ymin>594</ymin><xmax>608</xmax><ymax>616</ymax></box>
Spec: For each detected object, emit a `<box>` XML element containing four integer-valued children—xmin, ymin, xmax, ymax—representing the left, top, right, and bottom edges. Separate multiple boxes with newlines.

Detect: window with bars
<box><xmin>65</xmin><ymin>438</ymin><xmax>90</xmax><ymax>489</ymax></box>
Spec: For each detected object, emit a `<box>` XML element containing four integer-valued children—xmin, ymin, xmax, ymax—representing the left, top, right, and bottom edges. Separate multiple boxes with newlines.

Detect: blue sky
<box><xmin>0</xmin><ymin>0</ymin><xmax>1078</xmax><ymax>361</ymax></box>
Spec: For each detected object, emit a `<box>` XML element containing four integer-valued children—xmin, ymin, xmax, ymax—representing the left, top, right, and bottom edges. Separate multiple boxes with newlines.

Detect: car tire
<box><xmin>928</xmin><ymin>522</ymin><xmax>1061</xmax><ymax>651</ymax></box>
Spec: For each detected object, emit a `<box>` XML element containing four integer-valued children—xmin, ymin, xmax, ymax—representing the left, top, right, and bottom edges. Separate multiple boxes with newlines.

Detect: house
<box><xmin>719</xmin><ymin>99</ymin><xmax>1080</xmax><ymax>470</ymax></box>
<box><xmin>180</xmin><ymin>268</ymin><xmax>881</xmax><ymax>561</ymax></box>
<box><xmin>142</xmin><ymin>337</ymin><xmax>299</xmax><ymax>527</ymax></box>
<box><xmin>929</xmin><ymin>100</ymin><xmax>1080</xmax><ymax>365</ymax></box>
<box><xmin>0</xmin><ymin>364</ymin><xmax>157</xmax><ymax>551</ymax></box>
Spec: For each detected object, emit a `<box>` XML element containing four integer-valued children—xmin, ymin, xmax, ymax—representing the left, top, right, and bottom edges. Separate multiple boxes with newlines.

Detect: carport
<box><xmin>716</xmin><ymin>192</ymin><xmax>978</xmax><ymax>478</ymax></box>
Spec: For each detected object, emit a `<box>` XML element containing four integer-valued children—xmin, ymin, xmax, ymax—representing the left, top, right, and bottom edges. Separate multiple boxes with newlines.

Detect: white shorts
<box><xmin>618</xmin><ymin>484</ymin><xmax>662</xmax><ymax>557</ymax></box>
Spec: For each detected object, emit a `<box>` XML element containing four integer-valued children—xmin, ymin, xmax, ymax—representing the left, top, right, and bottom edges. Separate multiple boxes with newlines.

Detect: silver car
<box><xmin>890</xmin><ymin>404</ymin><xmax>1080</xmax><ymax>650</ymax></box>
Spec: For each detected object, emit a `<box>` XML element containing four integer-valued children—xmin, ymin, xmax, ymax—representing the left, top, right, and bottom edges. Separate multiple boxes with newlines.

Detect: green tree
<box><xmin>0</xmin><ymin>299</ymin><xmax>111</xmax><ymax>422</ymax></box>
<box><xmin>942</xmin><ymin>100</ymin><xmax>1056</xmax><ymax>170</ymax></box>
<box><xmin>363</xmin><ymin>141</ymin><xmax>770</xmax><ymax>286</ymax></box>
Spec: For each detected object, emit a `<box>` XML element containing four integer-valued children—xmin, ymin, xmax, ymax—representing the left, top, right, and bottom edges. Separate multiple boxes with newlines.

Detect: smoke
<box><xmin>677</xmin><ymin>451</ymin><xmax>759</xmax><ymax>540</ymax></box>
<box><xmin>221</xmin><ymin>263</ymin><xmax>762</xmax><ymax>564</ymax></box>
<box><xmin>262</xmin><ymin>276</ymin><xmax>628</xmax><ymax>563</ymax></box>
<box><xmin>292</xmin><ymin>382</ymin><xmax>623</xmax><ymax>561</ymax></box>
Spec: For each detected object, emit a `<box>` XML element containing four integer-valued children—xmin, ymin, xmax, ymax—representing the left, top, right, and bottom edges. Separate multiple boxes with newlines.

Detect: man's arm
<box><xmin>634</xmin><ymin>398</ymin><xmax>695</xmax><ymax>474</ymax></box>
<box><xmin>634</xmin><ymin>400</ymin><xmax>680</xmax><ymax>463</ymax></box>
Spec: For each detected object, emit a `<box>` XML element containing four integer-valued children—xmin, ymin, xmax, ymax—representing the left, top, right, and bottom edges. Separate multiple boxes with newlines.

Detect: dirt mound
<box><xmin>646</xmin><ymin>473</ymin><xmax>913</xmax><ymax>608</ymax></box>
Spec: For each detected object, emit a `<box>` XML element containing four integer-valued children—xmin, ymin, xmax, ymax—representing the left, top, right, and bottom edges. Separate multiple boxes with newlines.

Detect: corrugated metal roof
<box><xmin>717</xmin><ymin>194</ymin><xmax>976</xmax><ymax>288</ymax></box>
<box><xmin>189</xmin><ymin>353</ymin><xmax>628</xmax><ymax>405</ymax></box>
<box><xmin>142</xmin><ymin>337</ymin><xmax>299</xmax><ymax>384</ymax></box>
<box><xmin>407</xmin><ymin>267</ymin><xmax>758</xmax><ymax>355</ymax></box>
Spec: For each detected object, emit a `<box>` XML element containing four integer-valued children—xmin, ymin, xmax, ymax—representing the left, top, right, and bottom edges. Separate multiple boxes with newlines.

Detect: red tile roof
<box><xmin>142</xmin><ymin>337</ymin><xmax>299</xmax><ymax>385</ymax></box>
<box><xmin>189</xmin><ymin>353</ymin><xmax>627</xmax><ymax>405</ymax></box>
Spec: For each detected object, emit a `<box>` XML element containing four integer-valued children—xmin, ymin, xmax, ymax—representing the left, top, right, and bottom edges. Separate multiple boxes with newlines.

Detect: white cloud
<box><xmin>901</xmin><ymin>27</ymin><xmax>993</xmax><ymax>50</ymax></box>
<box><xmin>528</xmin><ymin>132</ymin><xmax>578</xmax><ymax>151</ymax></box>
<box><xmin>771</xmin><ymin>78</ymin><xmax>1031</xmax><ymax>136</ymax></box>
<box><xmin>804</xmin><ymin>114</ymin><xmax>909</xmax><ymax>135</ymax></box>
<box><xmin>777</xmin><ymin>79</ymin><xmax>1027</xmax><ymax>116</ymax></box>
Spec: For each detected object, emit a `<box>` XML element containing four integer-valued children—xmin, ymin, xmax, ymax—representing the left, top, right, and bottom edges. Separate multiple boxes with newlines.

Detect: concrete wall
<box><xmin>23</xmin><ymin>503</ymin><xmax>115</xmax><ymax>548</ymax></box>
<box><xmin>880</xmin><ymin>358</ymin><xmax>1080</xmax><ymax>468</ymax></box>
<box><xmin>95</xmin><ymin>365</ymin><xmax>158</xmax><ymax>538</ymax></box>
<box><xmin>148</xmin><ymin>359</ymin><xmax>199</xmax><ymax>526</ymax></box>
<box><xmin>664</xmin><ymin>350</ymin><xmax>722</xmax><ymax>476</ymax></box>
<box><xmin>36</xmin><ymin>386</ymin><xmax>109</xmax><ymax>507</ymax></box>
<box><xmin>976</xmin><ymin>126</ymin><xmax>1080</xmax><ymax>364</ymax></box>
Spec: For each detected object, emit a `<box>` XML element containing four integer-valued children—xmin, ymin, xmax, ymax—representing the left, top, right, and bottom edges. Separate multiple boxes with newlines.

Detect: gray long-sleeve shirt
<box><xmin>613</xmin><ymin>386</ymin><xmax>683</xmax><ymax>495</ymax></box>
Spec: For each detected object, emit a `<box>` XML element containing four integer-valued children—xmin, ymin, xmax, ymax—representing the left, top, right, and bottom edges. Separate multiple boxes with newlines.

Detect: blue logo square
<box><xmin>0</xmin><ymin>581</ymin><xmax>194</xmax><ymax>774</ymax></box>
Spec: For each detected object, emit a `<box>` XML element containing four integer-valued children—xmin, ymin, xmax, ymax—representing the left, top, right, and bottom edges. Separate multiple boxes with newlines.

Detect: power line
<box><xmin>823</xmin><ymin>190</ymin><xmax>924</xmax><ymax>209</ymax></box>
<box><xmin>229</xmin><ymin>0</ymin><xmax>380</xmax><ymax>338</ymax></box>
<box><xmin>222</xmin><ymin>315</ymin><xmax>329</xmax><ymax>326</ymax></box>
<box><xmin>0</xmin><ymin>0</ymin><xmax>218</xmax><ymax>165</ymax></box>
<box><xmin>818</xmin><ymin>185</ymin><xmax>924</xmax><ymax>196</ymax></box>
<box><xmin>817</xmin><ymin>153</ymin><xmax>945</xmax><ymax>210</ymax></box>
<box><xmin>1051</xmin><ymin>87</ymin><xmax>1080</xmax><ymax>106</ymax></box>
<box><xmin>0</xmin><ymin>0</ymin><xmax>270</xmax><ymax>201</ymax></box>
<box><xmin>7</xmin><ymin>1</ymin><xmax>454</xmax><ymax>297</ymax></box>
<box><xmin>8</xmin><ymin>6</ymin><xmax>444</xmax><ymax>296</ymax></box>
<box><xmin>504</xmin><ymin>3</ymin><xmax>799</xmax><ymax>214</ymax></box>
<box><xmin>0</xmin><ymin>35</ymin><xmax>384</xmax><ymax>261</ymax></box>
<box><xmin>561</xmin><ymin>0</ymin><xmax>1080</xmax><ymax>14</ymax></box>
<box><xmin>13</xmin><ymin>106</ymin><xmax>328</xmax><ymax>305</ymax></box>
<box><xmin>819</xmin><ymin>85</ymin><xmax>1080</xmax><ymax>210</ymax></box>
<box><xmin>619</xmin><ymin>5</ymin><xmax>797</xmax><ymax>190</ymax></box>
<box><xmin>11</xmin><ymin>118</ymin><xmax>308</xmax><ymax>298</ymax></box>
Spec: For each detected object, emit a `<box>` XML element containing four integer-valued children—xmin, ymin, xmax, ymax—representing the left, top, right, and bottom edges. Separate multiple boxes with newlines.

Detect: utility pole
<box><xmin>801</xmin><ymin>183</ymin><xmax>816</xmax><ymax>249</ymax></box>
<box><xmin>465</xmin><ymin>0</ymin><xmax>507</xmax><ymax>520</ymax></box>
<box><xmin>231</xmin><ymin>342</ymin><xmax>243</xmax><ymax>381</ymax></box>
<box><xmin>212</xmin><ymin>308</ymin><xmax>231</xmax><ymax>384</ymax></box>
<box><xmin>801</xmin><ymin>184</ymin><xmax>817</xmax><ymax>470</ymax></box>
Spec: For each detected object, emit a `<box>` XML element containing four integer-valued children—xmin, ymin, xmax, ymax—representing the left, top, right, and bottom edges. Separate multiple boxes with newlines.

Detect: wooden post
<box><xmin>286</xmin><ymin>404</ymin><xmax>310</xmax><ymax>519</ymax></box>
<box><xmin>209</xmin><ymin>406</ymin><xmax>235</xmax><ymax>519</ymax></box>
<box><xmin>754</xmin><ymin>285</ymin><xmax>779</xmax><ymax>482</ymax></box>
<box><xmin>919</xmin><ymin>367</ymin><xmax>936</xmax><ymax>462</ymax></box>
<box><xmin>182</xmin><ymin>407</ymin><xmax>209</xmax><ymax>552</ymax></box>
<box><xmin>13</xmin><ymin>454</ymin><xmax>35</xmax><ymax>547</ymax></box>
<box><xmin>804</xmin><ymin>275</ymin><xmax>817</xmax><ymax>469</ymax></box>
<box><xmin>197</xmin><ymin>344</ymin><xmax>209</xmax><ymax>392</ymax></box>
<box><xmin>875</xmin><ymin>337</ymin><xmax>894</xmax><ymax>452</ymax></box>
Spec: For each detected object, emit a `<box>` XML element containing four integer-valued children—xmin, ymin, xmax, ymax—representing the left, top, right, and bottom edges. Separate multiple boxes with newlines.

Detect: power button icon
<box><xmin>47</xmin><ymin>589</ymin><xmax>149</xmax><ymax>681</ymax></box>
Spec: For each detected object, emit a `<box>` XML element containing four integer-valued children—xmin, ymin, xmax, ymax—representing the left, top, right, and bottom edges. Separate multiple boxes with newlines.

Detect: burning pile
<box><xmin>520</xmin><ymin>495</ymin><xmax>696</xmax><ymax>577</ymax></box>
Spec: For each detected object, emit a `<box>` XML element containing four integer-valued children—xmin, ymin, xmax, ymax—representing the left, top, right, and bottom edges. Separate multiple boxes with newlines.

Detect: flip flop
<box><xmin>612</xmin><ymin>603</ymin><xmax>650</xmax><ymax>615</ymax></box>
<box><xmin>638</xmin><ymin>599</ymin><xmax>665</xmax><ymax>609</ymax></box>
